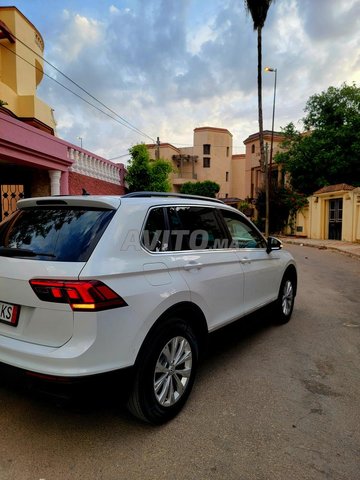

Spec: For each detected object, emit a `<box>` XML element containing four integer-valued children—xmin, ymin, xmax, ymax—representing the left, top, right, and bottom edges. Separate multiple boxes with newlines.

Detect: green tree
<box><xmin>126</xmin><ymin>144</ymin><xmax>172</xmax><ymax>192</ymax></box>
<box><xmin>180</xmin><ymin>181</ymin><xmax>220</xmax><ymax>198</ymax></box>
<box><xmin>256</xmin><ymin>184</ymin><xmax>308</xmax><ymax>233</ymax></box>
<box><xmin>148</xmin><ymin>159</ymin><xmax>173</xmax><ymax>192</ymax></box>
<box><xmin>276</xmin><ymin>83</ymin><xmax>360</xmax><ymax>195</ymax></box>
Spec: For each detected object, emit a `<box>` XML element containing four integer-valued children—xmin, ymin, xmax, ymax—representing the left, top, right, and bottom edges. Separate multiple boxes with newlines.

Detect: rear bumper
<box><xmin>0</xmin><ymin>308</ymin><xmax>143</xmax><ymax>377</ymax></box>
<box><xmin>0</xmin><ymin>361</ymin><xmax>134</xmax><ymax>402</ymax></box>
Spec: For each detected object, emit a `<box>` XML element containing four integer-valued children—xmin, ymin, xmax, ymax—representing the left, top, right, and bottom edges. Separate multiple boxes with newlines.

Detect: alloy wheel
<box><xmin>282</xmin><ymin>279</ymin><xmax>294</xmax><ymax>316</ymax></box>
<box><xmin>153</xmin><ymin>336</ymin><xmax>193</xmax><ymax>407</ymax></box>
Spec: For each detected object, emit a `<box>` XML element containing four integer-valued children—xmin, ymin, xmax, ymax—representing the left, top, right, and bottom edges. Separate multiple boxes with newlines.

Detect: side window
<box><xmin>220</xmin><ymin>210</ymin><xmax>267</xmax><ymax>249</ymax></box>
<box><xmin>142</xmin><ymin>208</ymin><xmax>168</xmax><ymax>252</ymax></box>
<box><xmin>168</xmin><ymin>206</ymin><xmax>226</xmax><ymax>250</ymax></box>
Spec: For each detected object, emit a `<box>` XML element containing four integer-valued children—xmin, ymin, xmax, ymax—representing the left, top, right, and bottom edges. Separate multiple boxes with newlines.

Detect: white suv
<box><xmin>0</xmin><ymin>192</ymin><xmax>297</xmax><ymax>423</ymax></box>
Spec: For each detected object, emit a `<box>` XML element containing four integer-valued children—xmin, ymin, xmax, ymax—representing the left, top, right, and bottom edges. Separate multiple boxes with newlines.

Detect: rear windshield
<box><xmin>0</xmin><ymin>207</ymin><xmax>115</xmax><ymax>262</ymax></box>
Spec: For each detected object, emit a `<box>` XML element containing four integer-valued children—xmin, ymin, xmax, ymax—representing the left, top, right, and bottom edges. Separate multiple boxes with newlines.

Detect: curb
<box><xmin>281</xmin><ymin>238</ymin><xmax>360</xmax><ymax>260</ymax></box>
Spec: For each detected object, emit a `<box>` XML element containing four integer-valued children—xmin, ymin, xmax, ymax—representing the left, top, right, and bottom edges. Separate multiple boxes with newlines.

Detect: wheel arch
<box><xmin>135</xmin><ymin>301</ymin><xmax>208</xmax><ymax>365</ymax></box>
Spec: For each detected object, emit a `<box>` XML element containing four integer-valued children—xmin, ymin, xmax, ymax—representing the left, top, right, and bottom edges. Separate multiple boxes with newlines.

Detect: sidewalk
<box><xmin>280</xmin><ymin>236</ymin><xmax>360</xmax><ymax>259</ymax></box>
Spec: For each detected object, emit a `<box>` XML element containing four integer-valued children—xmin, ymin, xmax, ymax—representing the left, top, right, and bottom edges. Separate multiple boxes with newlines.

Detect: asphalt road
<box><xmin>0</xmin><ymin>245</ymin><xmax>359</xmax><ymax>480</ymax></box>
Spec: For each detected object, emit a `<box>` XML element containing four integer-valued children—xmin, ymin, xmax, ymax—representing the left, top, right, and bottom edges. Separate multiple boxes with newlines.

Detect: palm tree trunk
<box><xmin>257</xmin><ymin>26</ymin><xmax>265</xmax><ymax>173</ymax></box>
<box><xmin>257</xmin><ymin>25</ymin><xmax>269</xmax><ymax>236</ymax></box>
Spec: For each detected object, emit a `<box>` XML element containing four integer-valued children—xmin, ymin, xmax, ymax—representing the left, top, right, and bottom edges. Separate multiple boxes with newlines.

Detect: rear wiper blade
<box><xmin>0</xmin><ymin>247</ymin><xmax>56</xmax><ymax>258</ymax></box>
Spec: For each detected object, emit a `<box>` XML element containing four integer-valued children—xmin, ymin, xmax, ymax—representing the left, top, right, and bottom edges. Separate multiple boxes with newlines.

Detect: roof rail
<box><xmin>122</xmin><ymin>191</ymin><xmax>224</xmax><ymax>204</ymax></box>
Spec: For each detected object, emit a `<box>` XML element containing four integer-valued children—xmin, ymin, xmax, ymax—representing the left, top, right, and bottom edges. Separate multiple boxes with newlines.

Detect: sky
<box><xmin>1</xmin><ymin>0</ymin><xmax>359</xmax><ymax>161</ymax></box>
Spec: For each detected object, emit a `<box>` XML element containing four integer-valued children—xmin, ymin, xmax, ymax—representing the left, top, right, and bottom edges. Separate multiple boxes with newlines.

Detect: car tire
<box><xmin>127</xmin><ymin>317</ymin><xmax>199</xmax><ymax>424</ymax></box>
<box><xmin>272</xmin><ymin>274</ymin><xmax>295</xmax><ymax>325</ymax></box>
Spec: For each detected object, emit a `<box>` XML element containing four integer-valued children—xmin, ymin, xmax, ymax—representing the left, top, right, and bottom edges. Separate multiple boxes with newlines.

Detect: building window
<box><xmin>203</xmin><ymin>157</ymin><xmax>211</xmax><ymax>168</ymax></box>
<box><xmin>226</xmin><ymin>146</ymin><xmax>229</xmax><ymax>157</ymax></box>
<box><xmin>226</xmin><ymin>171</ymin><xmax>229</xmax><ymax>182</ymax></box>
<box><xmin>203</xmin><ymin>144</ymin><xmax>211</xmax><ymax>155</ymax></box>
<box><xmin>251</xmin><ymin>144</ymin><xmax>255</xmax><ymax>154</ymax></box>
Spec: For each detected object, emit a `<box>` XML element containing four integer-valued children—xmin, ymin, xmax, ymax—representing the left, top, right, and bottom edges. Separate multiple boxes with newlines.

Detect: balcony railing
<box><xmin>175</xmin><ymin>172</ymin><xmax>197</xmax><ymax>179</ymax></box>
<box><xmin>68</xmin><ymin>148</ymin><xmax>123</xmax><ymax>185</ymax></box>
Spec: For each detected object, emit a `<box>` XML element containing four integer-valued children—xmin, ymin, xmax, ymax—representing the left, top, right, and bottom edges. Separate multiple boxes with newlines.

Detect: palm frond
<box><xmin>244</xmin><ymin>0</ymin><xmax>274</xmax><ymax>30</ymax></box>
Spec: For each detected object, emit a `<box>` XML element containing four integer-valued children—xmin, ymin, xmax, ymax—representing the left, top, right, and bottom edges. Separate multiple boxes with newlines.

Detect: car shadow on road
<box><xmin>0</xmin><ymin>308</ymin><xmax>275</xmax><ymax>425</ymax></box>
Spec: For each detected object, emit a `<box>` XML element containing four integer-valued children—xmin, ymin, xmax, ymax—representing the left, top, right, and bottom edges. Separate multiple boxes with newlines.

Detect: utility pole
<box><xmin>155</xmin><ymin>137</ymin><xmax>160</xmax><ymax>160</ymax></box>
<box><xmin>265</xmin><ymin>142</ymin><xmax>269</xmax><ymax>237</ymax></box>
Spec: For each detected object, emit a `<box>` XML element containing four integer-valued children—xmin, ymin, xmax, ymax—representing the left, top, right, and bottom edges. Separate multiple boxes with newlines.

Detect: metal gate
<box><xmin>328</xmin><ymin>198</ymin><xmax>342</xmax><ymax>240</ymax></box>
<box><xmin>0</xmin><ymin>185</ymin><xmax>25</xmax><ymax>221</ymax></box>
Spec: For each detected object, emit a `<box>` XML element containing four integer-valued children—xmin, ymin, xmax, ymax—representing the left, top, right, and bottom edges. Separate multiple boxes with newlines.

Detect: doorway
<box><xmin>328</xmin><ymin>198</ymin><xmax>342</xmax><ymax>240</ymax></box>
<box><xmin>0</xmin><ymin>184</ymin><xmax>25</xmax><ymax>221</ymax></box>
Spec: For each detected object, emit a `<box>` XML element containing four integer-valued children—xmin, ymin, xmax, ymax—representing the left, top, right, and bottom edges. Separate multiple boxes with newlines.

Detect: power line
<box><xmin>0</xmin><ymin>41</ymin><xmax>155</xmax><ymax>142</ymax></box>
<box><xmin>13</xmin><ymin>33</ymin><xmax>155</xmax><ymax>142</ymax></box>
<box><xmin>108</xmin><ymin>153</ymin><xmax>130</xmax><ymax>160</ymax></box>
<box><xmin>2</xmin><ymin>36</ymin><xmax>247</xmax><ymax>152</ymax></box>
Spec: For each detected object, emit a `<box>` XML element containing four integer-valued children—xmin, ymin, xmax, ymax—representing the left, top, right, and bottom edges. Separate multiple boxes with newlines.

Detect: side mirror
<box><xmin>266</xmin><ymin>236</ymin><xmax>283</xmax><ymax>254</ymax></box>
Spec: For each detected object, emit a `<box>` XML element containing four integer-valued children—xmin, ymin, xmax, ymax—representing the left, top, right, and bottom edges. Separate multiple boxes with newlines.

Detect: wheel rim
<box><xmin>153</xmin><ymin>336</ymin><xmax>193</xmax><ymax>407</ymax></box>
<box><xmin>282</xmin><ymin>279</ymin><xmax>294</xmax><ymax>316</ymax></box>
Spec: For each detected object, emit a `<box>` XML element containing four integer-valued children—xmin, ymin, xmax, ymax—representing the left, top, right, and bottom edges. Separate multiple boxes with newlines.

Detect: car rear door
<box><xmin>162</xmin><ymin>205</ymin><xmax>246</xmax><ymax>331</ymax></box>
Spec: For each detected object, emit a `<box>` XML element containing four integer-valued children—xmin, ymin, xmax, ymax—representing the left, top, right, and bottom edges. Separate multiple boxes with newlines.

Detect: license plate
<box><xmin>0</xmin><ymin>301</ymin><xmax>20</xmax><ymax>326</ymax></box>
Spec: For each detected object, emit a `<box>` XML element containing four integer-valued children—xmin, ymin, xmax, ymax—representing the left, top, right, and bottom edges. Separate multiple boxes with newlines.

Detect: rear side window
<box><xmin>142</xmin><ymin>208</ymin><xmax>168</xmax><ymax>252</ymax></box>
<box><xmin>0</xmin><ymin>207</ymin><xmax>114</xmax><ymax>261</ymax></box>
<box><xmin>168</xmin><ymin>206</ymin><xmax>227</xmax><ymax>250</ymax></box>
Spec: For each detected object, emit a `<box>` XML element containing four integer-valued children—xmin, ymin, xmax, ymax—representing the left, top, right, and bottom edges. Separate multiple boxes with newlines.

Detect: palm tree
<box><xmin>245</xmin><ymin>0</ymin><xmax>274</xmax><ymax>236</ymax></box>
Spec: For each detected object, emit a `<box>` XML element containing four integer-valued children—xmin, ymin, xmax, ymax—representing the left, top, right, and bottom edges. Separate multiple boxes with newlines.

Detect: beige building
<box><xmin>294</xmin><ymin>184</ymin><xmax>360</xmax><ymax>242</ymax></box>
<box><xmin>147</xmin><ymin>128</ymin><xmax>286</xmax><ymax>204</ymax></box>
<box><xmin>243</xmin><ymin>130</ymin><xmax>285</xmax><ymax>199</ymax></box>
<box><xmin>148</xmin><ymin>127</ymin><xmax>234</xmax><ymax>199</ymax></box>
<box><xmin>231</xmin><ymin>153</ymin><xmax>246</xmax><ymax>200</ymax></box>
<box><xmin>0</xmin><ymin>6</ymin><xmax>56</xmax><ymax>133</ymax></box>
<box><xmin>148</xmin><ymin>127</ymin><xmax>360</xmax><ymax>243</ymax></box>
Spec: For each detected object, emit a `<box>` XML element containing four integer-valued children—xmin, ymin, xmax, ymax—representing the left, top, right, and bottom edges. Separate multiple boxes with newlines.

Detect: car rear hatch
<box><xmin>0</xmin><ymin>196</ymin><xmax>119</xmax><ymax>347</ymax></box>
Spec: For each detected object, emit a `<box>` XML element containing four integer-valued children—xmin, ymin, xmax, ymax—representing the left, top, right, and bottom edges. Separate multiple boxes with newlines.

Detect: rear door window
<box><xmin>0</xmin><ymin>207</ymin><xmax>114</xmax><ymax>261</ymax></box>
<box><xmin>142</xmin><ymin>207</ymin><xmax>168</xmax><ymax>252</ymax></box>
<box><xmin>167</xmin><ymin>206</ymin><xmax>227</xmax><ymax>250</ymax></box>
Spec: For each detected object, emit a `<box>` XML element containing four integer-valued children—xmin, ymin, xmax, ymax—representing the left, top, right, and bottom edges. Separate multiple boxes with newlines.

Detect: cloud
<box><xmin>31</xmin><ymin>0</ymin><xmax>359</xmax><ymax>159</ymax></box>
<box><xmin>53</xmin><ymin>12</ymin><xmax>104</xmax><ymax>62</ymax></box>
<box><xmin>300</xmin><ymin>0</ymin><xmax>360</xmax><ymax>42</ymax></box>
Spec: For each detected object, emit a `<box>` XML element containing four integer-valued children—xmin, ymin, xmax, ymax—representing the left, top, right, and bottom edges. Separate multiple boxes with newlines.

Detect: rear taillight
<box><xmin>29</xmin><ymin>279</ymin><xmax>127</xmax><ymax>312</ymax></box>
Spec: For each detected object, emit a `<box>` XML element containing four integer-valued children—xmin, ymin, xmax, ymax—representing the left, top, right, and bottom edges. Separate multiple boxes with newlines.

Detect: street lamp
<box><xmin>263</xmin><ymin>66</ymin><xmax>277</xmax><ymax>237</ymax></box>
<box><xmin>265</xmin><ymin>66</ymin><xmax>277</xmax><ymax>180</ymax></box>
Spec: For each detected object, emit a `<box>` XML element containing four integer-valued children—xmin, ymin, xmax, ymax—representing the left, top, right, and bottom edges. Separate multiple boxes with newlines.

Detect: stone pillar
<box><xmin>48</xmin><ymin>170</ymin><xmax>61</xmax><ymax>196</ymax></box>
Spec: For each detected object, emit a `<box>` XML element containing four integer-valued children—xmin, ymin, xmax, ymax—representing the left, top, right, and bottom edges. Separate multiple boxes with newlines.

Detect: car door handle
<box><xmin>184</xmin><ymin>261</ymin><xmax>203</xmax><ymax>270</ymax></box>
<box><xmin>240</xmin><ymin>257</ymin><xmax>251</xmax><ymax>264</ymax></box>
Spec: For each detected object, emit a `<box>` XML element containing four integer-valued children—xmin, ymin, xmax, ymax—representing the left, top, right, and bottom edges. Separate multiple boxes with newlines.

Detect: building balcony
<box><xmin>172</xmin><ymin>172</ymin><xmax>198</xmax><ymax>185</ymax></box>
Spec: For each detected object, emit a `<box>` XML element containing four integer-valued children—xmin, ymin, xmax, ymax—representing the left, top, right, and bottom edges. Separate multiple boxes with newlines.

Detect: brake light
<box><xmin>29</xmin><ymin>279</ymin><xmax>127</xmax><ymax>311</ymax></box>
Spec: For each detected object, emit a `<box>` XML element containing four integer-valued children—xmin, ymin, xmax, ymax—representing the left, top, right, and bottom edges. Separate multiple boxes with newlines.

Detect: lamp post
<box><xmin>265</xmin><ymin>66</ymin><xmax>277</xmax><ymax>183</ymax></box>
<box><xmin>264</xmin><ymin>142</ymin><xmax>269</xmax><ymax>237</ymax></box>
<box><xmin>264</xmin><ymin>66</ymin><xmax>277</xmax><ymax>236</ymax></box>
